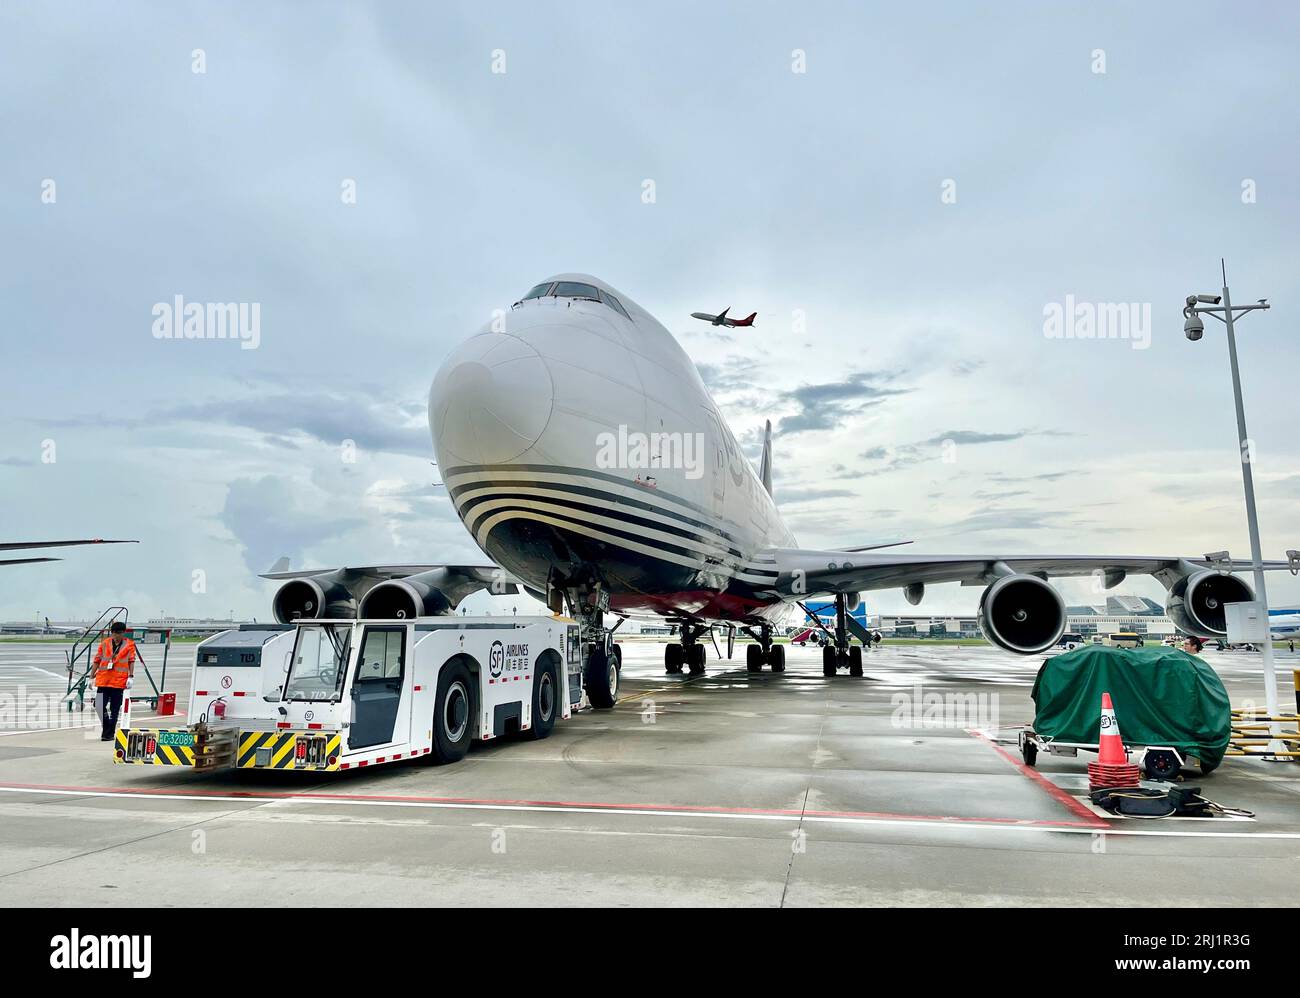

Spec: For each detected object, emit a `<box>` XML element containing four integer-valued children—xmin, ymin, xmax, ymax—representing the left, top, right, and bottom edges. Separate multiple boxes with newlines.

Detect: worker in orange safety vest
<box><xmin>91</xmin><ymin>620</ymin><xmax>136</xmax><ymax>741</ymax></box>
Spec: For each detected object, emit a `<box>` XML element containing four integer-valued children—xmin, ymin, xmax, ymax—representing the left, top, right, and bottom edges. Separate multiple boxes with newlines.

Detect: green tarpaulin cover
<box><xmin>1030</xmin><ymin>645</ymin><xmax>1232</xmax><ymax>770</ymax></box>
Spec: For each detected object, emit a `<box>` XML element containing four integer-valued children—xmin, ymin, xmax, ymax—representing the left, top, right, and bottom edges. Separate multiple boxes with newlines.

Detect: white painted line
<box><xmin>0</xmin><ymin>785</ymin><xmax>1296</xmax><ymax>839</ymax></box>
<box><xmin>26</xmin><ymin>666</ymin><xmax>67</xmax><ymax>680</ymax></box>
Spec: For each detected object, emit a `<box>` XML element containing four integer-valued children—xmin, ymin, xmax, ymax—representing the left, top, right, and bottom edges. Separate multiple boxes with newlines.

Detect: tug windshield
<box><xmin>284</xmin><ymin>623</ymin><xmax>351</xmax><ymax>702</ymax></box>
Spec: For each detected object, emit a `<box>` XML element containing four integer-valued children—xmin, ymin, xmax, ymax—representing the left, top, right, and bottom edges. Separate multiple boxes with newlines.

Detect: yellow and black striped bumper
<box><xmin>237</xmin><ymin>731</ymin><xmax>342</xmax><ymax>771</ymax></box>
<box><xmin>114</xmin><ymin>728</ymin><xmax>196</xmax><ymax>766</ymax></box>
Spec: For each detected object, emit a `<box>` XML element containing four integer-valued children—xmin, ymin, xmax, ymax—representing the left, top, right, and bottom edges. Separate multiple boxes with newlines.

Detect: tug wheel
<box><xmin>431</xmin><ymin>660</ymin><xmax>476</xmax><ymax>764</ymax></box>
<box><xmin>529</xmin><ymin>657</ymin><xmax>559</xmax><ymax>740</ymax></box>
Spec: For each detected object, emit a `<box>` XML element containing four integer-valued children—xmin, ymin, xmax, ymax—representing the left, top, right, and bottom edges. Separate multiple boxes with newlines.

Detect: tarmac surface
<box><xmin>0</xmin><ymin>637</ymin><xmax>1298</xmax><ymax>907</ymax></box>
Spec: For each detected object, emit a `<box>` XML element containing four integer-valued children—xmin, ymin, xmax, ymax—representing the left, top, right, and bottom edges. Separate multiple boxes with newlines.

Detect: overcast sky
<box><xmin>2</xmin><ymin>1</ymin><xmax>1298</xmax><ymax>622</ymax></box>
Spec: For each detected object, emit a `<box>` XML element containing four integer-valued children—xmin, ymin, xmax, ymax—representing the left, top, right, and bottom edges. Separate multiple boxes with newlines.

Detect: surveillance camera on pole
<box><xmin>1183</xmin><ymin>261</ymin><xmax>1281</xmax><ymax>752</ymax></box>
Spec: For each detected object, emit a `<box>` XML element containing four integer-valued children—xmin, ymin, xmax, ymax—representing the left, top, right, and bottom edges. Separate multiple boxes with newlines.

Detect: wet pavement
<box><xmin>0</xmin><ymin>638</ymin><xmax>1297</xmax><ymax>906</ymax></box>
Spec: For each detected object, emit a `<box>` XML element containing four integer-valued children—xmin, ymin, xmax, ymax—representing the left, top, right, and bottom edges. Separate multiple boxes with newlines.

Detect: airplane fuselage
<box><xmin>429</xmin><ymin>274</ymin><xmax>795</xmax><ymax>625</ymax></box>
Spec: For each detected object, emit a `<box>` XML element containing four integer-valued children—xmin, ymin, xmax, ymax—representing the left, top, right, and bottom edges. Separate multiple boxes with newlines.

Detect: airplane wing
<box><xmin>772</xmin><ymin>548</ymin><xmax>1295</xmax><ymax>595</ymax></box>
<box><xmin>765</xmin><ymin>547</ymin><xmax>1298</xmax><ymax>650</ymax></box>
<box><xmin>0</xmin><ymin>539</ymin><xmax>138</xmax><ymax>552</ymax></box>
<box><xmin>0</xmin><ymin>539</ymin><xmax>137</xmax><ymax>567</ymax></box>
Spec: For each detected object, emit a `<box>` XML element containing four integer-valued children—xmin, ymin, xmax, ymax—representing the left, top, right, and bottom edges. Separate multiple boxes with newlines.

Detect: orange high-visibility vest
<box><xmin>92</xmin><ymin>636</ymin><xmax>136</xmax><ymax>689</ymax></box>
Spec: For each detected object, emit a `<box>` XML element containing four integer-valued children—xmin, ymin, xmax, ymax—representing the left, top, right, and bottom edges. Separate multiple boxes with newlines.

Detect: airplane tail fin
<box><xmin>740</xmin><ymin>312</ymin><xmax>757</xmax><ymax>325</ymax></box>
<box><xmin>759</xmin><ymin>419</ymin><xmax>773</xmax><ymax>496</ymax></box>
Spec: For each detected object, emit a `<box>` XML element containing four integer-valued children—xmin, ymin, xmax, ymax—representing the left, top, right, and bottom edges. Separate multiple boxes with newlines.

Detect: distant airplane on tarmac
<box><xmin>690</xmin><ymin>306</ymin><xmax>756</xmax><ymax>327</ymax></box>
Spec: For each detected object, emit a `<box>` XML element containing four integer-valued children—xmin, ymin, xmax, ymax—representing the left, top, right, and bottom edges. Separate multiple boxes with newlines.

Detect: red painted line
<box><xmin>966</xmin><ymin>729</ymin><xmax>1108</xmax><ymax>827</ymax></box>
<box><xmin>0</xmin><ymin>780</ymin><xmax>1099</xmax><ymax>829</ymax></box>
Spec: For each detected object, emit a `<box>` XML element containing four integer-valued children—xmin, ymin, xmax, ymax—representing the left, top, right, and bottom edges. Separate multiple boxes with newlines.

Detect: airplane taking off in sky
<box><xmin>690</xmin><ymin>306</ymin><xmax>756</xmax><ymax>327</ymax></box>
<box><xmin>0</xmin><ymin>539</ymin><xmax>137</xmax><ymax>567</ymax></box>
<box><xmin>266</xmin><ymin>273</ymin><xmax>1295</xmax><ymax>709</ymax></box>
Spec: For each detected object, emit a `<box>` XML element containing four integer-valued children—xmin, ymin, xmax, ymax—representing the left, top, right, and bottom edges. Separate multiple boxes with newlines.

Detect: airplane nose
<box><xmin>429</xmin><ymin>331</ymin><xmax>555</xmax><ymax>465</ymax></box>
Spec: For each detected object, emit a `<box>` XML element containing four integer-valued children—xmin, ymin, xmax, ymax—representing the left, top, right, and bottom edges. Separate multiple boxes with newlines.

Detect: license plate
<box><xmin>125</xmin><ymin>731</ymin><xmax>155</xmax><ymax>761</ymax></box>
<box><xmin>298</xmin><ymin>736</ymin><xmax>328</xmax><ymax>767</ymax></box>
<box><xmin>158</xmin><ymin>731</ymin><xmax>194</xmax><ymax>747</ymax></box>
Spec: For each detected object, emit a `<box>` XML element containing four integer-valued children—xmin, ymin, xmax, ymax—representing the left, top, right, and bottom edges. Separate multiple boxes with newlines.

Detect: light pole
<box><xmin>1183</xmin><ymin>260</ymin><xmax>1280</xmax><ymax>737</ymax></box>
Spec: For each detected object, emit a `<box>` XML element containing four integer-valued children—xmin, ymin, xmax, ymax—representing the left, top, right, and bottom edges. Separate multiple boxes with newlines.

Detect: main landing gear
<box><xmin>665</xmin><ymin>624</ymin><xmax>708</xmax><ymax>676</ymax></box>
<box><xmin>817</xmin><ymin>593</ymin><xmax>864</xmax><ymax>678</ymax></box>
<box><xmin>743</xmin><ymin>624</ymin><xmax>785</xmax><ymax>674</ymax></box>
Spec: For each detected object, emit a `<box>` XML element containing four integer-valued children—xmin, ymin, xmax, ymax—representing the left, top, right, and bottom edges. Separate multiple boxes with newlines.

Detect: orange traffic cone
<box><xmin>1087</xmin><ymin>691</ymin><xmax>1141</xmax><ymax>791</ymax></box>
<box><xmin>1097</xmin><ymin>692</ymin><xmax>1126</xmax><ymax>765</ymax></box>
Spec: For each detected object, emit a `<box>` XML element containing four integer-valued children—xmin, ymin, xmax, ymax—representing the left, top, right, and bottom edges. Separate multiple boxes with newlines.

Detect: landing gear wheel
<box><xmin>848</xmin><ymin>646</ymin><xmax>863</xmax><ymax>677</ymax></box>
<box><xmin>822</xmin><ymin>646</ymin><xmax>837</xmax><ymax>677</ymax></box>
<box><xmin>431</xmin><ymin>659</ymin><xmax>476</xmax><ymax>763</ymax></box>
<box><xmin>584</xmin><ymin>646</ymin><xmax>618</xmax><ymax>709</ymax></box>
<box><xmin>529</xmin><ymin>658</ymin><xmax>559</xmax><ymax>740</ymax></box>
<box><xmin>1144</xmin><ymin>749</ymin><xmax>1179</xmax><ymax>781</ymax></box>
<box><xmin>746</xmin><ymin>644</ymin><xmax>763</xmax><ymax>673</ymax></box>
<box><xmin>688</xmin><ymin>643</ymin><xmax>707</xmax><ymax>676</ymax></box>
<box><xmin>769</xmin><ymin>645</ymin><xmax>786</xmax><ymax>673</ymax></box>
<box><xmin>665</xmin><ymin>643</ymin><xmax>684</xmax><ymax>675</ymax></box>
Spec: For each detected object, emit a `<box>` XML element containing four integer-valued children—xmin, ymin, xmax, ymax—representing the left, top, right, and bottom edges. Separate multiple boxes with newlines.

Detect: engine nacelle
<box><xmin>1165</xmin><ymin>570</ymin><xmax>1253</xmax><ymax>638</ymax></box>
<box><xmin>357</xmin><ymin>568</ymin><xmax>460</xmax><ymax>620</ymax></box>
<box><xmin>904</xmin><ymin>582</ymin><xmax>925</xmax><ymax>606</ymax></box>
<box><xmin>978</xmin><ymin>574</ymin><xmax>1066</xmax><ymax>655</ymax></box>
<box><xmin>271</xmin><ymin>572</ymin><xmax>356</xmax><ymax>623</ymax></box>
<box><xmin>844</xmin><ymin>592</ymin><xmax>862</xmax><ymax>612</ymax></box>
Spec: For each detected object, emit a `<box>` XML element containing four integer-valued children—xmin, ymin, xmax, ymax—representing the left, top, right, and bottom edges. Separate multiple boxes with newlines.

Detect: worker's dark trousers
<box><xmin>96</xmin><ymin>687</ymin><xmax>124</xmax><ymax>740</ymax></box>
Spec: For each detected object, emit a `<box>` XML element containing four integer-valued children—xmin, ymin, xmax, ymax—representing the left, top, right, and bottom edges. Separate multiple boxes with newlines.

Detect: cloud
<box><xmin>696</xmin><ymin>356</ymin><xmax>762</xmax><ymax>394</ymax></box>
<box><xmin>920</xmin><ymin>428</ymin><xmax>1070</xmax><ymax>446</ymax></box>
<box><xmin>775</xmin><ymin>486</ymin><xmax>857</xmax><ymax>504</ymax></box>
<box><xmin>775</xmin><ymin>372</ymin><xmax>909</xmax><ymax>435</ymax></box>
<box><xmin>220</xmin><ymin>475</ymin><xmax>365</xmax><ymax>574</ymax></box>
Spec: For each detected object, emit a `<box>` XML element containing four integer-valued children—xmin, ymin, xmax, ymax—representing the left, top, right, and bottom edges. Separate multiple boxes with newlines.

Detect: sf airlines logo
<box><xmin>49</xmin><ymin>930</ymin><xmax>152</xmax><ymax>978</ymax></box>
<box><xmin>489</xmin><ymin>640</ymin><xmax>530</xmax><ymax>678</ymax></box>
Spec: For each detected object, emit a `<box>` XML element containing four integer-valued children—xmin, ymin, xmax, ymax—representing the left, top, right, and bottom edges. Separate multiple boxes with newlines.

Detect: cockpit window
<box><xmin>599</xmin><ymin>290</ymin><xmax>630</xmax><ymax>319</ymax></box>
<box><xmin>552</xmin><ymin>281</ymin><xmax>602</xmax><ymax>301</ymax></box>
<box><xmin>516</xmin><ymin>280</ymin><xmax>629</xmax><ymax>320</ymax></box>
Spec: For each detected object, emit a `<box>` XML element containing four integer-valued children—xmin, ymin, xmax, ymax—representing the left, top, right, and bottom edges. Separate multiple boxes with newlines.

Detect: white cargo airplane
<box><xmin>265</xmin><ymin>273</ymin><xmax>1294</xmax><ymax>709</ymax></box>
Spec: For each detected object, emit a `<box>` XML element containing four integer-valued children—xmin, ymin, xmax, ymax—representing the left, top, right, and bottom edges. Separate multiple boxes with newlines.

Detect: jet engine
<box><xmin>1164</xmin><ymin>570</ymin><xmax>1253</xmax><ymax>638</ymax></box>
<box><xmin>271</xmin><ymin>571</ymin><xmax>356</xmax><ymax>623</ymax></box>
<box><xmin>977</xmin><ymin>574</ymin><xmax>1066</xmax><ymax>654</ymax></box>
<box><xmin>358</xmin><ymin>567</ymin><xmax>516</xmax><ymax>620</ymax></box>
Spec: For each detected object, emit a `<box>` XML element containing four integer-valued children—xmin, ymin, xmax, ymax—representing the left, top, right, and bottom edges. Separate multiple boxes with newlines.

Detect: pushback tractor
<box><xmin>114</xmin><ymin>616</ymin><xmax>584</xmax><ymax>773</ymax></box>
